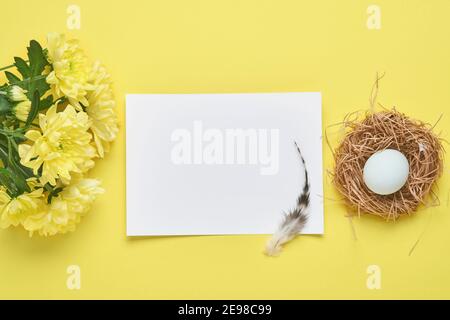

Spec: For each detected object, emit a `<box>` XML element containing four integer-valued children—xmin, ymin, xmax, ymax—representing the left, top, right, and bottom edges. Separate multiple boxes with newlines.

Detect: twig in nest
<box><xmin>409</xmin><ymin>211</ymin><xmax>433</xmax><ymax>256</ymax></box>
<box><xmin>265</xmin><ymin>141</ymin><xmax>310</xmax><ymax>256</ymax></box>
<box><xmin>369</xmin><ymin>72</ymin><xmax>385</xmax><ymax>113</ymax></box>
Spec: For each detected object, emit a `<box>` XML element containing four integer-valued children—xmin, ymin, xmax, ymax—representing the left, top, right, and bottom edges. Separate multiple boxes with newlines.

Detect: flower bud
<box><xmin>13</xmin><ymin>100</ymin><xmax>31</xmax><ymax>122</ymax></box>
<box><xmin>8</xmin><ymin>86</ymin><xmax>28</xmax><ymax>102</ymax></box>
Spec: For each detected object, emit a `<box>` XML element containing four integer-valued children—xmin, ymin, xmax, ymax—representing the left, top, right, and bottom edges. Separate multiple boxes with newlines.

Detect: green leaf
<box><xmin>39</xmin><ymin>95</ymin><xmax>54</xmax><ymax>110</ymax></box>
<box><xmin>9</xmin><ymin>41</ymin><xmax>50</xmax><ymax>101</ymax></box>
<box><xmin>0</xmin><ymin>138</ymin><xmax>32</xmax><ymax>195</ymax></box>
<box><xmin>26</xmin><ymin>40</ymin><xmax>49</xmax><ymax>100</ymax></box>
<box><xmin>0</xmin><ymin>164</ymin><xmax>29</xmax><ymax>196</ymax></box>
<box><xmin>6</xmin><ymin>167</ymin><xmax>29</xmax><ymax>195</ymax></box>
<box><xmin>4</xmin><ymin>71</ymin><xmax>20</xmax><ymax>84</ymax></box>
<box><xmin>26</xmin><ymin>90</ymin><xmax>40</xmax><ymax>127</ymax></box>
<box><xmin>0</xmin><ymin>143</ymin><xmax>9</xmax><ymax>166</ymax></box>
<box><xmin>14</xmin><ymin>57</ymin><xmax>30</xmax><ymax>79</ymax></box>
<box><xmin>0</xmin><ymin>168</ymin><xmax>19</xmax><ymax>196</ymax></box>
<box><xmin>11</xmin><ymin>131</ymin><xmax>26</xmax><ymax>142</ymax></box>
<box><xmin>34</xmin><ymin>77</ymin><xmax>50</xmax><ymax>97</ymax></box>
<box><xmin>0</xmin><ymin>95</ymin><xmax>11</xmax><ymax>115</ymax></box>
<box><xmin>28</xmin><ymin>40</ymin><xmax>47</xmax><ymax>77</ymax></box>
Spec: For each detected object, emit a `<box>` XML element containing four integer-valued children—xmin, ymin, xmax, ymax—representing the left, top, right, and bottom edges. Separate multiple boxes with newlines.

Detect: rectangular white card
<box><xmin>126</xmin><ymin>93</ymin><xmax>323</xmax><ymax>236</ymax></box>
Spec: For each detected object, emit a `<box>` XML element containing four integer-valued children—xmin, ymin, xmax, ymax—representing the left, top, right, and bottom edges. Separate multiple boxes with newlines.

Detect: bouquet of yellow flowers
<box><xmin>0</xmin><ymin>33</ymin><xmax>118</xmax><ymax>236</ymax></box>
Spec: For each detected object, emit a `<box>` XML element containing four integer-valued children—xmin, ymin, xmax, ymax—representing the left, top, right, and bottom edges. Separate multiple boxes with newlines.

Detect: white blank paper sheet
<box><xmin>126</xmin><ymin>93</ymin><xmax>323</xmax><ymax>236</ymax></box>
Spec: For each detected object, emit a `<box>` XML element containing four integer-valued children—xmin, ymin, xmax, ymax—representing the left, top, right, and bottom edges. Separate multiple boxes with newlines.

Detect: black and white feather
<box><xmin>265</xmin><ymin>141</ymin><xmax>310</xmax><ymax>256</ymax></box>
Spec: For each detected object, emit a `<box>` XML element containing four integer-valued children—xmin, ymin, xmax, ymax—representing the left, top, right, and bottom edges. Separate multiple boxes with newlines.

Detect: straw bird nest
<box><xmin>332</xmin><ymin>109</ymin><xmax>444</xmax><ymax>220</ymax></box>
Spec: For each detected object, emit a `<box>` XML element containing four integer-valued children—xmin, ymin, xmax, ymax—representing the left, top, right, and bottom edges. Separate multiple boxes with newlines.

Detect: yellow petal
<box><xmin>18</xmin><ymin>144</ymin><xmax>31</xmax><ymax>160</ymax></box>
<box><xmin>25</xmin><ymin>130</ymin><xmax>42</xmax><ymax>141</ymax></box>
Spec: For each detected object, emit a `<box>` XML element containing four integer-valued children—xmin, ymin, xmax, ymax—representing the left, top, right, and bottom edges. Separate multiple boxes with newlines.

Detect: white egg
<box><xmin>363</xmin><ymin>149</ymin><xmax>409</xmax><ymax>195</ymax></box>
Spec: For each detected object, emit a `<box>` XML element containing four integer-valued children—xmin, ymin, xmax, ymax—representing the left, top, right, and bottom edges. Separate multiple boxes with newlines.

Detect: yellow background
<box><xmin>0</xmin><ymin>0</ymin><xmax>449</xmax><ymax>299</ymax></box>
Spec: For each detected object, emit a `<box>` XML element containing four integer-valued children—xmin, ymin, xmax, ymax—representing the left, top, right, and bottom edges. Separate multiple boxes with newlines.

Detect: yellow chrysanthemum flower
<box><xmin>86</xmin><ymin>62</ymin><xmax>118</xmax><ymax>157</ymax></box>
<box><xmin>0</xmin><ymin>187</ymin><xmax>46</xmax><ymax>229</ymax></box>
<box><xmin>45</xmin><ymin>32</ymin><xmax>93</xmax><ymax>109</ymax></box>
<box><xmin>18</xmin><ymin>105</ymin><xmax>96</xmax><ymax>186</ymax></box>
<box><xmin>22</xmin><ymin>178</ymin><xmax>103</xmax><ymax>236</ymax></box>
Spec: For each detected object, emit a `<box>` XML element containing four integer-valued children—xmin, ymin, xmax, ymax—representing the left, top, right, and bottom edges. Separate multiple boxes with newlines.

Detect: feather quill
<box><xmin>265</xmin><ymin>141</ymin><xmax>310</xmax><ymax>256</ymax></box>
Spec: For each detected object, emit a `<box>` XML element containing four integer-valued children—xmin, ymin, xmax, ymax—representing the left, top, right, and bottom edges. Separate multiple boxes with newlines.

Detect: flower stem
<box><xmin>0</xmin><ymin>64</ymin><xmax>15</xmax><ymax>72</ymax></box>
<box><xmin>4</xmin><ymin>75</ymin><xmax>46</xmax><ymax>89</ymax></box>
<box><xmin>0</xmin><ymin>60</ymin><xmax>29</xmax><ymax>72</ymax></box>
